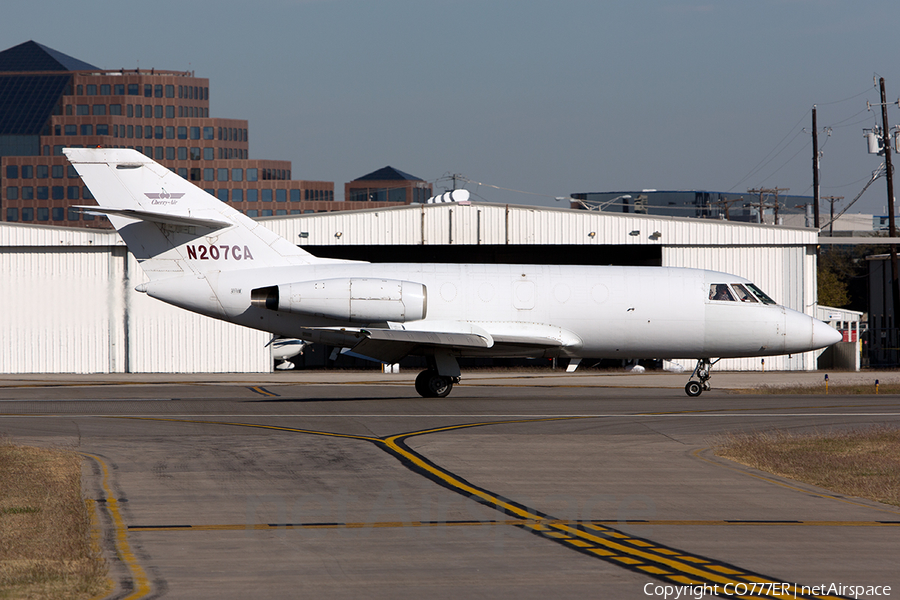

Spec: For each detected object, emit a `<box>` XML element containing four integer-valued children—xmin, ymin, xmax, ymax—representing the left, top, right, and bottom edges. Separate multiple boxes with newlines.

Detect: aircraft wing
<box><xmin>292</xmin><ymin>321</ymin><xmax>581</xmax><ymax>365</ymax></box>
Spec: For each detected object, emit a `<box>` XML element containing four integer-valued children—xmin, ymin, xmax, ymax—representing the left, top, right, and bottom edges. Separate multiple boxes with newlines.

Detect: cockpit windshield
<box><xmin>746</xmin><ymin>283</ymin><xmax>776</xmax><ymax>305</ymax></box>
<box><xmin>732</xmin><ymin>283</ymin><xmax>758</xmax><ymax>303</ymax></box>
<box><xmin>709</xmin><ymin>284</ymin><xmax>735</xmax><ymax>301</ymax></box>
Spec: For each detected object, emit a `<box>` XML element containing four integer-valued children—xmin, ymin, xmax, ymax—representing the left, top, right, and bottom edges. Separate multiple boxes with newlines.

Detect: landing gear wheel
<box><xmin>415</xmin><ymin>370</ymin><xmax>454</xmax><ymax>398</ymax></box>
<box><xmin>685</xmin><ymin>381</ymin><xmax>703</xmax><ymax>397</ymax></box>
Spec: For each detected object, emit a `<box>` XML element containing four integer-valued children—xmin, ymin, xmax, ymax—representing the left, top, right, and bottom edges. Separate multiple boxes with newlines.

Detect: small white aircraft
<box><xmin>65</xmin><ymin>149</ymin><xmax>842</xmax><ymax>398</ymax></box>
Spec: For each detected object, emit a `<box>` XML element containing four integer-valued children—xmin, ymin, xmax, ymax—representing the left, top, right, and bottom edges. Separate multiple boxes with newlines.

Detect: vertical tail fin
<box><xmin>65</xmin><ymin>148</ymin><xmax>338</xmax><ymax>280</ymax></box>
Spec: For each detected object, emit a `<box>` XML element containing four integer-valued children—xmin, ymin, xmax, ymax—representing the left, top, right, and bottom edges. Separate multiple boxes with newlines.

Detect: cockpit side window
<box><xmin>709</xmin><ymin>284</ymin><xmax>735</xmax><ymax>301</ymax></box>
<box><xmin>732</xmin><ymin>283</ymin><xmax>758</xmax><ymax>303</ymax></box>
<box><xmin>746</xmin><ymin>283</ymin><xmax>776</xmax><ymax>305</ymax></box>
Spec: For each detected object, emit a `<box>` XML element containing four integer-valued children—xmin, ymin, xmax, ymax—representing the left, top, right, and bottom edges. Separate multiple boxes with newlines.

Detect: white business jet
<box><xmin>65</xmin><ymin>148</ymin><xmax>841</xmax><ymax>398</ymax></box>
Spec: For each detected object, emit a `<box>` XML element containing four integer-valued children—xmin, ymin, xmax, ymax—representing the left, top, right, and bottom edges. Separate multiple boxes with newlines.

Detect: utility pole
<box><xmin>878</xmin><ymin>77</ymin><xmax>900</xmax><ymax>343</ymax></box>
<box><xmin>812</xmin><ymin>106</ymin><xmax>821</xmax><ymax>229</ymax></box>
<box><xmin>747</xmin><ymin>187</ymin><xmax>789</xmax><ymax>225</ymax></box>
<box><xmin>821</xmin><ymin>196</ymin><xmax>844</xmax><ymax>236</ymax></box>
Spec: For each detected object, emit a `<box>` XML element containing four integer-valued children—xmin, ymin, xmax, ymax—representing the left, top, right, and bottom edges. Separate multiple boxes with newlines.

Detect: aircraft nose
<box><xmin>813</xmin><ymin>319</ymin><xmax>843</xmax><ymax>348</ymax></box>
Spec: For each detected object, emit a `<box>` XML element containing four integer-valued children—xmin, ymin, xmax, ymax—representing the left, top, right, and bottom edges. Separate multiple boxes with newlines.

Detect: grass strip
<box><xmin>715</xmin><ymin>425</ymin><xmax>900</xmax><ymax>507</ymax></box>
<box><xmin>0</xmin><ymin>442</ymin><xmax>108</xmax><ymax>600</ymax></box>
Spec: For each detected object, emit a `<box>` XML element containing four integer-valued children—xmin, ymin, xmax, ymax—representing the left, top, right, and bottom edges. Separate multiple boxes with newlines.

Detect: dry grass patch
<box><xmin>743</xmin><ymin>382</ymin><xmax>900</xmax><ymax>395</ymax></box>
<box><xmin>715</xmin><ymin>425</ymin><xmax>900</xmax><ymax>507</ymax></box>
<box><xmin>0</xmin><ymin>443</ymin><xmax>108</xmax><ymax>600</ymax></box>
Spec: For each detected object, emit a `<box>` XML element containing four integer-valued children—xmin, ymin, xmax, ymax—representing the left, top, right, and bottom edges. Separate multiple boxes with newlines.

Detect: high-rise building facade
<box><xmin>0</xmin><ymin>41</ymin><xmax>406</xmax><ymax>228</ymax></box>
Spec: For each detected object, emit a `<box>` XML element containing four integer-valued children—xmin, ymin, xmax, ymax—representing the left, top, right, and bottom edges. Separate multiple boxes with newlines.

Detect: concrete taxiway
<box><xmin>1</xmin><ymin>371</ymin><xmax>898</xmax><ymax>599</ymax></box>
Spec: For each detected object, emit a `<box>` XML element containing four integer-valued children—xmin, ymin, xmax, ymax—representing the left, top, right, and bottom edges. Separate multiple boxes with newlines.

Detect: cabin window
<box><xmin>709</xmin><ymin>284</ymin><xmax>735</xmax><ymax>302</ymax></box>
<box><xmin>732</xmin><ymin>284</ymin><xmax>758</xmax><ymax>303</ymax></box>
<box><xmin>746</xmin><ymin>283</ymin><xmax>777</xmax><ymax>305</ymax></box>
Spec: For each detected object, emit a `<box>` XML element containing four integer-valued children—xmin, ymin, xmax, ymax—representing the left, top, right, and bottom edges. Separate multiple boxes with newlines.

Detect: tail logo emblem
<box><xmin>145</xmin><ymin>189</ymin><xmax>185</xmax><ymax>205</ymax></box>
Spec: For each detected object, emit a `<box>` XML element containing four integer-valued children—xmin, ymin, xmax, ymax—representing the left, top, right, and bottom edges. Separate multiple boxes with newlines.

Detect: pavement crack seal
<box><xmin>81</xmin><ymin>452</ymin><xmax>153</xmax><ymax>600</ymax></box>
<box><xmin>111</xmin><ymin>416</ymin><xmax>850</xmax><ymax>599</ymax></box>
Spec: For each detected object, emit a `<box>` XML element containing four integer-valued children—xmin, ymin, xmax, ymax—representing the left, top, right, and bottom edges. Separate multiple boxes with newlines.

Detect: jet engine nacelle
<box><xmin>251</xmin><ymin>278</ymin><xmax>427</xmax><ymax>322</ymax></box>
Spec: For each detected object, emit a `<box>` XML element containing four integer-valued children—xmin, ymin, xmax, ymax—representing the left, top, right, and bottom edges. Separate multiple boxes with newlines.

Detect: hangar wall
<box><xmin>0</xmin><ymin>224</ymin><xmax>270</xmax><ymax>374</ymax></box>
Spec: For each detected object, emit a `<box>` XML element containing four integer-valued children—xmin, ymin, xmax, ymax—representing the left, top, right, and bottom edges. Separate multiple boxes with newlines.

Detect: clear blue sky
<box><xmin>4</xmin><ymin>0</ymin><xmax>899</xmax><ymax>214</ymax></box>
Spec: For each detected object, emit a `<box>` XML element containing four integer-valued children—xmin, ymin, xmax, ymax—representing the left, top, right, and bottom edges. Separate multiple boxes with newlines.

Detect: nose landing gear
<box><xmin>684</xmin><ymin>358</ymin><xmax>718</xmax><ymax>397</ymax></box>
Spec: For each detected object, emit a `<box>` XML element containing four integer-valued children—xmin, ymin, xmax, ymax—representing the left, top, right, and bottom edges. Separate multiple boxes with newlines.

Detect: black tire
<box><xmin>685</xmin><ymin>381</ymin><xmax>703</xmax><ymax>397</ymax></box>
<box><xmin>415</xmin><ymin>370</ymin><xmax>434</xmax><ymax>397</ymax></box>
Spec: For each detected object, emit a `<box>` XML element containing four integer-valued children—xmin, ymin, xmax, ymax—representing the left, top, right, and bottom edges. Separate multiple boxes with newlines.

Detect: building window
<box><xmin>81</xmin><ymin>124</ymin><xmax>93</xmax><ymax>135</ymax></box>
<box><xmin>36</xmin><ymin>165</ymin><xmax>48</xmax><ymax>179</ymax></box>
<box><xmin>177</xmin><ymin>126</ymin><xmax>187</xmax><ymax>139</ymax></box>
<box><xmin>100</xmin><ymin>84</ymin><xmax>111</xmax><ymax>95</ymax></box>
<box><xmin>261</xmin><ymin>209</ymin><xmax>273</xmax><ymax>217</ymax></box>
<box><xmin>6</xmin><ymin>187</ymin><xmax>17</xmax><ymax>200</ymax></box>
<box><xmin>155</xmin><ymin>147</ymin><xmax>164</xmax><ymax>160</ymax></box>
<box><xmin>93</xmin><ymin>104</ymin><xmax>106</xmax><ymax>115</ymax></box>
<box><xmin>52</xmin><ymin>207</ymin><xmax>65</xmax><ymax>221</ymax></box>
<box><xmin>246</xmin><ymin>189</ymin><xmax>258</xmax><ymax>202</ymax></box>
<box><xmin>76</xmin><ymin>104</ymin><xmax>89</xmax><ymax>115</ymax></box>
<box><xmin>36</xmin><ymin>208</ymin><xmax>49</xmax><ymax>221</ymax></box>
<box><xmin>82</xmin><ymin>186</ymin><xmax>94</xmax><ymax>200</ymax></box>
<box><xmin>247</xmin><ymin>209</ymin><xmax>258</xmax><ymax>218</ymax></box>
<box><xmin>86</xmin><ymin>84</ymin><xmax>97</xmax><ymax>95</ymax></box>
<box><xmin>154</xmin><ymin>84</ymin><xmax>163</xmax><ymax>98</ymax></box>
<box><xmin>114</xmin><ymin>84</ymin><xmax>125</xmax><ymax>95</ymax></box>
<box><xmin>144</xmin><ymin>104</ymin><xmax>152</xmax><ymax>117</ymax></box>
<box><xmin>135</xmin><ymin>105</ymin><xmax>142</xmax><ymax>118</ymax></box>
<box><xmin>247</xmin><ymin>168</ymin><xmax>258</xmax><ymax>181</ymax></box>
<box><xmin>22</xmin><ymin>207</ymin><xmax>34</xmax><ymax>221</ymax></box>
<box><xmin>67</xmin><ymin>207</ymin><xmax>81</xmax><ymax>221</ymax></box>
<box><xmin>165</xmin><ymin>84</ymin><xmax>174</xmax><ymax>98</ymax></box>
<box><xmin>165</xmin><ymin>105</ymin><xmax>174</xmax><ymax>119</ymax></box>
<box><xmin>127</xmin><ymin>104</ymin><xmax>134</xmax><ymax>117</ymax></box>
<box><xmin>177</xmin><ymin>147</ymin><xmax>187</xmax><ymax>160</ymax></box>
<box><xmin>188</xmin><ymin>127</ymin><xmax>199</xmax><ymax>140</ymax></box>
<box><xmin>97</xmin><ymin>124</ymin><xmax>109</xmax><ymax>136</ymax></box>
<box><xmin>203</xmin><ymin>168</ymin><xmax>214</xmax><ymax>181</ymax></box>
<box><xmin>189</xmin><ymin>147</ymin><xmax>200</xmax><ymax>160</ymax></box>
<box><xmin>52</xmin><ymin>165</ymin><xmax>64</xmax><ymax>178</ymax></box>
<box><xmin>144</xmin><ymin>84</ymin><xmax>152</xmax><ymax>97</ymax></box>
<box><xmin>190</xmin><ymin>168</ymin><xmax>201</xmax><ymax>181</ymax></box>
<box><xmin>67</xmin><ymin>186</ymin><xmax>79</xmax><ymax>200</ymax></box>
<box><xmin>203</xmin><ymin>148</ymin><xmax>214</xmax><ymax>160</ymax></box>
<box><xmin>127</xmin><ymin>125</ymin><xmax>134</xmax><ymax>138</ymax></box>
<box><xmin>128</xmin><ymin>83</ymin><xmax>139</xmax><ymax>95</ymax></box>
<box><xmin>144</xmin><ymin>126</ymin><xmax>152</xmax><ymax>138</ymax></box>
<box><xmin>203</xmin><ymin>127</ymin><xmax>214</xmax><ymax>140</ymax></box>
<box><xmin>110</xmin><ymin>104</ymin><xmax>122</xmax><ymax>115</ymax></box>
<box><xmin>217</xmin><ymin>189</ymin><xmax>228</xmax><ymax>202</ymax></box>
<box><xmin>36</xmin><ymin>186</ymin><xmax>49</xmax><ymax>200</ymax></box>
<box><xmin>262</xmin><ymin>189</ymin><xmax>272</xmax><ymax>202</ymax></box>
<box><xmin>217</xmin><ymin>168</ymin><xmax>228</xmax><ymax>182</ymax></box>
<box><xmin>52</xmin><ymin>186</ymin><xmax>64</xmax><ymax>200</ymax></box>
<box><xmin>166</xmin><ymin>147</ymin><xmax>175</xmax><ymax>160</ymax></box>
<box><xmin>155</xmin><ymin>126</ymin><xmax>163</xmax><ymax>139</ymax></box>
<box><xmin>178</xmin><ymin>168</ymin><xmax>188</xmax><ymax>179</ymax></box>
<box><xmin>6</xmin><ymin>165</ymin><xmax>18</xmax><ymax>179</ymax></box>
<box><xmin>21</xmin><ymin>186</ymin><xmax>33</xmax><ymax>199</ymax></box>
<box><xmin>68</xmin><ymin>166</ymin><xmax>78</xmax><ymax>177</ymax></box>
<box><xmin>231</xmin><ymin>168</ymin><xmax>243</xmax><ymax>182</ymax></box>
<box><xmin>231</xmin><ymin>189</ymin><xmax>243</xmax><ymax>202</ymax></box>
<box><xmin>155</xmin><ymin>105</ymin><xmax>163</xmax><ymax>119</ymax></box>
<box><xmin>276</xmin><ymin>189</ymin><xmax>286</xmax><ymax>202</ymax></box>
<box><xmin>6</xmin><ymin>208</ymin><xmax>18</xmax><ymax>221</ymax></box>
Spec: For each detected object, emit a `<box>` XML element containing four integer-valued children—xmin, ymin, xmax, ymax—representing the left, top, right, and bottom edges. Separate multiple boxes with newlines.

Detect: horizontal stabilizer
<box><xmin>74</xmin><ymin>206</ymin><xmax>232</xmax><ymax>230</ymax></box>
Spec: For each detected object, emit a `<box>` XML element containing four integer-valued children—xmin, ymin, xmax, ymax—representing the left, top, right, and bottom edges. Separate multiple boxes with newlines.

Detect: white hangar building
<box><xmin>0</xmin><ymin>202</ymin><xmax>820</xmax><ymax>374</ymax></box>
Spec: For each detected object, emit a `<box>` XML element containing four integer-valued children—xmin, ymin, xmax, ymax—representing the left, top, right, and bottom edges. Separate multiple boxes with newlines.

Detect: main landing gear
<box><xmin>415</xmin><ymin>352</ymin><xmax>461</xmax><ymax>398</ymax></box>
<box><xmin>414</xmin><ymin>370</ymin><xmax>458</xmax><ymax>398</ymax></box>
<box><xmin>684</xmin><ymin>358</ymin><xmax>719</xmax><ymax>397</ymax></box>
